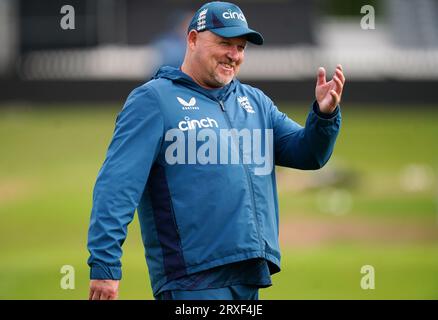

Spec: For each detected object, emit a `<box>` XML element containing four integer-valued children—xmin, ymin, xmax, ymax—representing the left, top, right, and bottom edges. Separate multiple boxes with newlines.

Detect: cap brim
<box><xmin>210</xmin><ymin>26</ymin><xmax>264</xmax><ymax>45</ymax></box>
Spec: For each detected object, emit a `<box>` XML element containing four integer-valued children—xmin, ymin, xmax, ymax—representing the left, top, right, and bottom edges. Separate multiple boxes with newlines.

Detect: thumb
<box><xmin>316</xmin><ymin>67</ymin><xmax>326</xmax><ymax>86</ymax></box>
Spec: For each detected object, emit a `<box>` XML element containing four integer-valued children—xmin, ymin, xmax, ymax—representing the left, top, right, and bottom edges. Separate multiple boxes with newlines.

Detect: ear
<box><xmin>187</xmin><ymin>30</ymin><xmax>198</xmax><ymax>50</ymax></box>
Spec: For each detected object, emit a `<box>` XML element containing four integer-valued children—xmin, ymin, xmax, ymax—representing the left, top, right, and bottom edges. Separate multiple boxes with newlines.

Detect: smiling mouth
<box><xmin>219</xmin><ymin>62</ymin><xmax>234</xmax><ymax>71</ymax></box>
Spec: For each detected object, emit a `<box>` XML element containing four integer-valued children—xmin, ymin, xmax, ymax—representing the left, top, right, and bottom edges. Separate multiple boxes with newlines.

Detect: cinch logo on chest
<box><xmin>178</xmin><ymin>116</ymin><xmax>219</xmax><ymax>131</ymax></box>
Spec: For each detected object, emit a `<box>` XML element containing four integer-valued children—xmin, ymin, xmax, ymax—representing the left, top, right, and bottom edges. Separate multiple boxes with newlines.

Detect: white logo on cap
<box><xmin>222</xmin><ymin>9</ymin><xmax>246</xmax><ymax>22</ymax></box>
<box><xmin>197</xmin><ymin>9</ymin><xmax>208</xmax><ymax>31</ymax></box>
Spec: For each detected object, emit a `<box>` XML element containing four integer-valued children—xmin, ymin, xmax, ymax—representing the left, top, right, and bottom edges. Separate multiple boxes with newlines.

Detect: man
<box><xmin>88</xmin><ymin>1</ymin><xmax>345</xmax><ymax>300</ymax></box>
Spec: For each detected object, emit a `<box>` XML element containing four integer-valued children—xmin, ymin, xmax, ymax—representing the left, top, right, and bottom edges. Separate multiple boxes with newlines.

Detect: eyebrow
<box><xmin>218</xmin><ymin>38</ymin><xmax>247</xmax><ymax>46</ymax></box>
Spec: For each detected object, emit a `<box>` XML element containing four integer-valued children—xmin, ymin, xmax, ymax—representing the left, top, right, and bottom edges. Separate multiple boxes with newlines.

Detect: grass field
<box><xmin>0</xmin><ymin>103</ymin><xmax>437</xmax><ymax>299</ymax></box>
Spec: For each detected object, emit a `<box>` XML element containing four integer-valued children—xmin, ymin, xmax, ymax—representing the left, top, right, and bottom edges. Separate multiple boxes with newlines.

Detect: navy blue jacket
<box><xmin>87</xmin><ymin>66</ymin><xmax>341</xmax><ymax>294</ymax></box>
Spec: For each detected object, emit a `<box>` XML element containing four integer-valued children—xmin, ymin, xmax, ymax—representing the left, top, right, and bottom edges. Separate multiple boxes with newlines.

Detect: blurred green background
<box><xmin>1</xmin><ymin>103</ymin><xmax>437</xmax><ymax>299</ymax></box>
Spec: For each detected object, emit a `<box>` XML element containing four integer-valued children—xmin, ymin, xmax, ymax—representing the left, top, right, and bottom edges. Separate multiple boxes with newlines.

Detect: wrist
<box><xmin>313</xmin><ymin>101</ymin><xmax>339</xmax><ymax>119</ymax></box>
<box><xmin>90</xmin><ymin>264</ymin><xmax>122</xmax><ymax>280</ymax></box>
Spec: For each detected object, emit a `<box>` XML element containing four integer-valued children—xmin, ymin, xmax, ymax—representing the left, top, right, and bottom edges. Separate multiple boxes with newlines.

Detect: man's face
<box><xmin>191</xmin><ymin>31</ymin><xmax>246</xmax><ymax>88</ymax></box>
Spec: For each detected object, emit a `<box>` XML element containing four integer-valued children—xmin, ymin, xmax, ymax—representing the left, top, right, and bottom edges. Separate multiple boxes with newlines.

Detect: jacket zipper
<box><xmin>219</xmin><ymin>100</ymin><xmax>225</xmax><ymax>112</ymax></box>
<box><xmin>218</xmin><ymin>99</ymin><xmax>264</xmax><ymax>251</ymax></box>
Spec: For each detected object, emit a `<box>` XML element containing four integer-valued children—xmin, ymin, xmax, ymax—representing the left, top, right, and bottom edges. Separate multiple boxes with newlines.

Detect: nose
<box><xmin>226</xmin><ymin>45</ymin><xmax>241</xmax><ymax>62</ymax></box>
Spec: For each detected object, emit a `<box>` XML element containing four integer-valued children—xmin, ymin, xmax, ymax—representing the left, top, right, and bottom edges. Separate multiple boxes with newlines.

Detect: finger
<box><xmin>109</xmin><ymin>293</ymin><xmax>118</xmax><ymax>300</ymax></box>
<box><xmin>336</xmin><ymin>64</ymin><xmax>343</xmax><ymax>72</ymax></box>
<box><xmin>100</xmin><ymin>292</ymin><xmax>110</xmax><ymax>300</ymax></box>
<box><xmin>333</xmin><ymin>76</ymin><xmax>343</xmax><ymax>94</ymax></box>
<box><xmin>335</xmin><ymin>69</ymin><xmax>345</xmax><ymax>84</ymax></box>
<box><xmin>91</xmin><ymin>290</ymin><xmax>102</xmax><ymax>300</ymax></box>
<box><xmin>316</xmin><ymin>67</ymin><xmax>326</xmax><ymax>86</ymax></box>
<box><xmin>89</xmin><ymin>288</ymin><xmax>94</xmax><ymax>300</ymax></box>
<box><xmin>110</xmin><ymin>289</ymin><xmax>119</xmax><ymax>300</ymax></box>
<box><xmin>330</xmin><ymin>90</ymin><xmax>340</xmax><ymax>105</ymax></box>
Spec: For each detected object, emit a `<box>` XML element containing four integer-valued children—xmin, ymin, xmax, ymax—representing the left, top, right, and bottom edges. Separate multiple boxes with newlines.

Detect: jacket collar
<box><xmin>152</xmin><ymin>66</ymin><xmax>238</xmax><ymax>101</ymax></box>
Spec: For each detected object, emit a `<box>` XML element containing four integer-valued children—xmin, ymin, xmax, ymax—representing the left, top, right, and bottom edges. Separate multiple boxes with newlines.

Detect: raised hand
<box><xmin>315</xmin><ymin>64</ymin><xmax>345</xmax><ymax>114</ymax></box>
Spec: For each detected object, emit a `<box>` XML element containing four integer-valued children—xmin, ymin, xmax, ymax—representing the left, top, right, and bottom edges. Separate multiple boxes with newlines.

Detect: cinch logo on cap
<box><xmin>222</xmin><ymin>9</ymin><xmax>246</xmax><ymax>22</ymax></box>
<box><xmin>187</xmin><ymin>1</ymin><xmax>264</xmax><ymax>45</ymax></box>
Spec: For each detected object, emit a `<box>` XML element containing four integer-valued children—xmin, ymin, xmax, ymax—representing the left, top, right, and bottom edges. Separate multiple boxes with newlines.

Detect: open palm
<box><xmin>315</xmin><ymin>65</ymin><xmax>345</xmax><ymax>114</ymax></box>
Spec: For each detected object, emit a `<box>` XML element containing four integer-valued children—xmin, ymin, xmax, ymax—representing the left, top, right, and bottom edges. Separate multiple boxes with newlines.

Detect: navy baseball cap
<box><xmin>188</xmin><ymin>1</ymin><xmax>264</xmax><ymax>45</ymax></box>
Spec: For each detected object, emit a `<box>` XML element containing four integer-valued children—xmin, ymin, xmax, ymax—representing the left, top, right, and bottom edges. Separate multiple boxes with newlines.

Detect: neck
<box><xmin>181</xmin><ymin>59</ymin><xmax>204</xmax><ymax>88</ymax></box>
<box><xmin>180</xmin><ymin>60</ymin><xmax>193</xmax><ymax>81</ymax></box>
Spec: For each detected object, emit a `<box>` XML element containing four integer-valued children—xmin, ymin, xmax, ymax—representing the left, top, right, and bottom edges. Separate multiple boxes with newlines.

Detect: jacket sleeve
<box><xmin>270</xmin><ymin>99</ymin><xmax>341</xmax><ymax>169</ymax></box>
<box><xmin>87</xmin><ymin>85</ymin><xmax>164</xmax><ymax>280</ymax></box>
